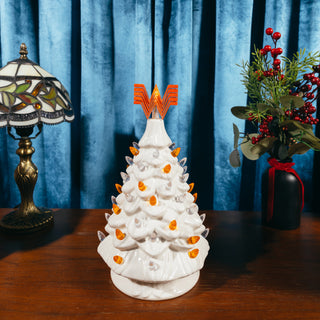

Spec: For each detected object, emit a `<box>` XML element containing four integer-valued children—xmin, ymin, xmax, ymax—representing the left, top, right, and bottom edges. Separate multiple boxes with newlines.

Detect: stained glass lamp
<box><xmin>0</xmin><ymin>43</ymin><xmax>74</xmax><ymax>232</ymax></box>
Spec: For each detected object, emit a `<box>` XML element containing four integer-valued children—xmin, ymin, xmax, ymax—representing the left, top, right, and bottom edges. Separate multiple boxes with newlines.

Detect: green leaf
<box><xmin>240</xmin><ymin>134</ymin><xmax>260</xmax><ymax>160</ymax></box>
<box><xmin>56</xmin><ymin>96</ymin><xmax>67</xmax><ymax>110</ymax></box>
<box><xmin>250</xmin><ymin>137</ymin><xmax>276</xmax><ymax>156</ymax></box>
<box><xmin>300</xmin><ymin>133</ymin><xmax>320</xmax><ymax>150</ymax></box>
<box><xmin>233</xmin><ymin>123</ymin><xmax>240</xmax><ymax>149</ymax></box>
<box><xmin>229</xmin><ymin>149</ymin><xmax>241</xmax><ymax>168</ymax></box>
<box><xmin>41</xmin><ymin>87</ymin><xmax>57</xmax><ymax>100</ymax></box>
<box><xmin>2</xmin><ymin>92</ymin><xmax>15</xmax><ymax>106</ymax></box>
<box><xmin>44</xmin><ymin>99</ymin><xmax>56</xmax><ymax>109</ymax></box>
<box><xmin>250</xmin><ymin>143</ymin><xmax>266</xmax><ymax>156</ymax></box>
<box><xmin>258</xmin><ymin>136</ymin><xmax>277</xmax><ymax>149</ymax></box>
<box><xmin>257</xmin><ymin>103</ymin><xmax>270</xmax><ymax>112</ymax></box>
<box><xmin>231</xmin><ymin>106</ymin><xmax>249</xmax><ymax>120</ymax></box>
<box><xmin>0</xmin><ymin>83</ymin><xmax>16</xmax><ymax>93</ymax></box>
<box><xmin>2</xmin><ymin>92</ymin><xmax>9</xmax><ymax>106</ymax></box>
<box><xmin>288</xmin><ymin>143</ymin><xmax>310</xmax><ymax>156</ymax></box>
<box><xmin>279</xmin><ymin>95</ymin><xmax>305</xmax><ymax>108</ymax></box>
<box><xmin>15</xmin><ymin>82</ymin><xmax>31</xmax><ymax>94</ymax></box>
<box><xmin>268</xmin><ymin>108</ymin><xmax>281</xmax><ymax>117</ymax></box>
<box><xmin>282</xmin><ymin>120</ymin><xmax>320</xmax><ymax>150</ymax></box>
<box><xmin>9</xmin><ymin>93</ymin><xmax>15</xmax><ymax>105</ymax></box>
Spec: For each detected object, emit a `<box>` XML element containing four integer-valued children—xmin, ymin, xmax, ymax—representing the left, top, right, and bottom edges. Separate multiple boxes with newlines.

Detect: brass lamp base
<box><xmin>0</xmin><ymin>208</ymin><xmax>53</xmax><ymax>233</ymax></box>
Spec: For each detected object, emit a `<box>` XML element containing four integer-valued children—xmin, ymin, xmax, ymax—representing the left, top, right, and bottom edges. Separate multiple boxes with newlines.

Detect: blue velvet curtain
<box><xmin>0</xmin><ymin>0</ymin><xmax>319</xmax><ymax>211</ymax></box>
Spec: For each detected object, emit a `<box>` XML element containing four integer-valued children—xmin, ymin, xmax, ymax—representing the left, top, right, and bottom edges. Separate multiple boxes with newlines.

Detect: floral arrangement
<box><xmin>230</xmin><ymin>27</ymin><xmax>320</xmax><ymax>167</ymax></box>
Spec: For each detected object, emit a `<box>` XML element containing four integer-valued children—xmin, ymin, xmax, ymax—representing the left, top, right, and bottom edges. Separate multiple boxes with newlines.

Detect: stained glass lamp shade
<box><xmin>0</xmin><ymin>44</ymin><xmax>73</xmax><ymax>127</ymax></box>
<box><xmin>0</xmin><ymin>44</ymin><xmax>74</xmax><ymax>233</ymax></box>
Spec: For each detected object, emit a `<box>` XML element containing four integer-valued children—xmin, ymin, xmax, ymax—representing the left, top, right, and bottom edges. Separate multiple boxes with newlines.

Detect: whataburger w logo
<box><xmin>134</xmin><ymin>84</ymin><xmax>178</xmax><ymax>119</ymax></box>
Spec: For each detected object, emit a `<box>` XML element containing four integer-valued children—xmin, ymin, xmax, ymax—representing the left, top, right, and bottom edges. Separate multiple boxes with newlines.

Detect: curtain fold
<box><xmin>80</xmin><ymin>0</ymin><xmax>115</xmax><ymax>208</ymax></box>
<box><xmin>0</xmin><ymin>0</ymin><xmax>39</xmax><ymax>207</ymax></box>
<box><xmin>38</xmin><ymin>0</ymin><xmax>73</xmax><ymax>208</ymax></box>
<box><xmin>0</xmin><ymin>0</ymin><xmax>319</xmax><ymax>212</ymax></box>
<box><xmin>214</xmin><ymin>0</ymin><xmax>254</xmax><ymax>210</ymax></box>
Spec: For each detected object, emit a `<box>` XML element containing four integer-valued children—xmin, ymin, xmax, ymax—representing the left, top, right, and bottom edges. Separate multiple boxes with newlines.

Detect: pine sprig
<box><xmin>239</xmin><ymin>48</ymin><xmax>320</xmax><ymax>109</ymax></box>
<box><xmin>283</xmin><ymin>49</ymin><xmax>320</xmax><ymax>85</ymax></box>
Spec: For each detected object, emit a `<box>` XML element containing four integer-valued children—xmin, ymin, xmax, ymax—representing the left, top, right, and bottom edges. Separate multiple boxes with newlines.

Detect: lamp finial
<box><xmin>19</xmin><ymin>43</ymin><xmax>28</xmax><ymax>59</ymax></box>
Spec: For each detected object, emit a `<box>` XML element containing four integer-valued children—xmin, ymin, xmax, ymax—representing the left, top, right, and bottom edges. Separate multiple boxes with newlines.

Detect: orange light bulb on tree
<box><xmin>138</xmin><ymin>181</ymin><xmax>146</xmax><ymax>191</ymax></box>
<box><xmin>169</xmin><ymin>220</ymin><xmax>177</xmax><ymax>230</ymax></box>
<box><xmin>113</xmin><ymin>255</ymin><xmax>123</xmax><ymax>264</ymax></box>
<box><xmin>115</xmin><ymin>184</ymin><xmax>122</xmax><ymax>193</ymax></box>
<box><xmin>187</xmin><ymin>236</ymin><xmax>200</xmax><ymax>244</ymax></box>
<box><xmin>129</xmin><ymin>146</ymin><xmax>139</xmax><ymax>156</ymax></box>
<box><xmin>149</xmin><ymin>195</ymin><xmax>157</xmax><ymax>206</ymax></box>
<box><xmin>115</xmin><ymin>229</ymin><xmax>126</xmax><ymax>240</ymax></box>
<box><xmin>112</xmin><ymin>204</ymin><xmax>121</xmax><ymax>215</ymax></box>
<box><xmin>171</xmin><ymin>147</ymin><xmax>181</xmax><ymax>157</ymax></box>
<box><xmin>188</xmin><ymin>249</ymin><xmax>199</xmax><ymax>259</ymax></box>
<box><xmin>163</xmin><ymin>164</ymin><xmax>171</xmax><ymax>173</ymax></box>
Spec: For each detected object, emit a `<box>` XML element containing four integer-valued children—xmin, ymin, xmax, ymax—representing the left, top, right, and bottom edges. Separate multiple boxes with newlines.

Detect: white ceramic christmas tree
<box><xmin>97</xmin><ymin>84</ymin><xmax>210</xmax><ymax>300</ymax></box>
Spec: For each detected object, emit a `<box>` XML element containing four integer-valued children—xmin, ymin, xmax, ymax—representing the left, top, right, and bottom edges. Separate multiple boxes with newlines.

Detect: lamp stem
<box><xmin>14</xmin><ymin>138</ymin><xmax>41</xmax><ymax>216</ymax></box>
<box><xmin>0</xmin><ymin>136</ymin><xmax>53</xmax><ymax>233</ymax></box>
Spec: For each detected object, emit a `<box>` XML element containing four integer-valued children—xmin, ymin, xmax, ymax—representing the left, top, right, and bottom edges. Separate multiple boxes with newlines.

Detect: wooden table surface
<box><xmin>0</xmin><ymin>208</ymin><xmax>319</xmax><ymax>320</ymax></box>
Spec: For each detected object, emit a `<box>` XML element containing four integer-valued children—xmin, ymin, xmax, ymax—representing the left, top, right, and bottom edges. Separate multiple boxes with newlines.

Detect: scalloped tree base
<box><xmin>110</xmin><ymin>270</ymin><xmax>200</xmax><ymax>300</ymax></box>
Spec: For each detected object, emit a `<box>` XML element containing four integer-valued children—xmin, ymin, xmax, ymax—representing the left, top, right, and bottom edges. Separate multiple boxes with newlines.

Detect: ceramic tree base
<box><xmin>111</xmin><ymin>270</ymin><xmax>199</xmax><ymax>300</ymax></box>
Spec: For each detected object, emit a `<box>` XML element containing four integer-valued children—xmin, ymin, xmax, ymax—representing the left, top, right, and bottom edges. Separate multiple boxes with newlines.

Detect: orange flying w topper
<box><xmin>134</xmin><ymin>84</ymin><xmax>178</xmax><ymax>119</ymax></box>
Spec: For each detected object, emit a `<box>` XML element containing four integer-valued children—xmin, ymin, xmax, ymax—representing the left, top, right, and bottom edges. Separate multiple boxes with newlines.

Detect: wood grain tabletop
<box><xmin>0</xmin><ymin>208</ymin><xmax>319</xmax><ymax>320</ymax></box>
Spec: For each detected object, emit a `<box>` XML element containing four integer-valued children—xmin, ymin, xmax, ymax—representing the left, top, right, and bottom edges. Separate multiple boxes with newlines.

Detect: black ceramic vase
<box><xmin>261</xmin><ymin>158</ymin><xmax>304</xmax><ymax>230</ymax></box>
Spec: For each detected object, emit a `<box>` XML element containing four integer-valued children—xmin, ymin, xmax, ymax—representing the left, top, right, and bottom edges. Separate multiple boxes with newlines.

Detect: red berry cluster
<box><xmin>258</xmin><ymin>28</ymin><xmax>283</xmax><ymax>78</ymax></box>
<box><xmin>288</xmin><ymin>67</ymin><xmax>320</xmax><ymax>125</ymax></box>
<box><xmin>251</xmin><ymin>115</ymin><xmax>274</xmax><ymax>144</ymax></box>
<box><xmin>292</xmin><ymin>71</ymin><xmax>320</xmax><ymax>102</ymax></box>
<box><xmin>285</xmin><ymin>102</ymin><xmax>319</xmax><ymax>125</ymax></box>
